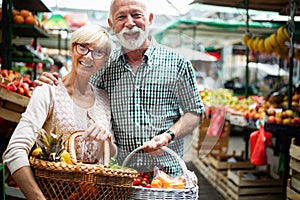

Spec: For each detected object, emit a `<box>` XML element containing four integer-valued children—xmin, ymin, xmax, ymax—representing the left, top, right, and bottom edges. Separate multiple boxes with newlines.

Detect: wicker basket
<box><xmin>122</xmin><ymin>146</ymin><xmax>199</xmax><ymax>200</ymax></box>
<box><xmin>30</xmin><ymin>131</ymin><xmax>138</xmax><ymax>200</ymax></box>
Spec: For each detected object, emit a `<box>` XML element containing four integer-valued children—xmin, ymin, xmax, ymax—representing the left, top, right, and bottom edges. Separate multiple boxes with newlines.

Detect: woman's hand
<box><xmin>81</xmin><ymin>124</ymin><xmax>113</xmax><ymax>143</ymax></box>
<box><xmin>142</xmin><ymin>133</ymin><xmax>171</xmax><ymax>156</ymax></box>
<box><xmin>34</xmin><ymin>72</ymin><xmax>59</xmax><ymax>86</ymax></box>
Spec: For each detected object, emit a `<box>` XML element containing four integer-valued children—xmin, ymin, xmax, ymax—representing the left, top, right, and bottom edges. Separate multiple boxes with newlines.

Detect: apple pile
<box><xmin>1</xmin><ymin>69</ymin><xmax>35</xmax><ymax>98</ymax></box>
<box><xmin>267</xmin><ymin>108</ymin><xmax>300</xmax><ymax>126</ymax></box>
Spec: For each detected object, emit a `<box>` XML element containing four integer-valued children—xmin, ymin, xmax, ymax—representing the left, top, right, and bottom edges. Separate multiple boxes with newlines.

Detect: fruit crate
<box><xmin>0</xmin><ymin>87</ymin><xmax>29</xmax><ymax>123</ymax></box>
<box><xmin>288</xmin><ymin>138</ymin><xmax>300</xmax><ymax>200</ymax></box>
<box><xmin>1</xmin><ymin>163</ymin><xmax>5</xmax><ymax>200</ymax></box>
<box><xmin>192</xmin><ymin>119</ymin><xmax>231</xmax><ymax>158</ymax></box>
<box><xmin>206</xmin><ymin>151</ymin><xmax>255</xmax><ymax>199</ymax></box>
<box><xmin>226</xmin><ymin>169</ymin><xmax>282</xmax><ymax>200</ymax></box>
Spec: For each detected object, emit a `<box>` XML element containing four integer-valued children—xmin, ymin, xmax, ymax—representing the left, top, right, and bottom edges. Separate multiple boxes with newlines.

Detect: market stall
<box><xmin>190</xmin><ymin>1</ymin><xmax>300</xmax><ymax>199</ymax></box>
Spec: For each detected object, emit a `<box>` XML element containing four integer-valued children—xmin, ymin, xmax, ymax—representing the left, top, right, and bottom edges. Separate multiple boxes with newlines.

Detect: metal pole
<box><xmin>244</xmin><ymin>0</ymin><xmax>249</xmax><ymax>97</ymax></box>
<box><xmin>288</xmin><ymin>1</ymin><xmax>296</xmax><ymax>110</ymax></box>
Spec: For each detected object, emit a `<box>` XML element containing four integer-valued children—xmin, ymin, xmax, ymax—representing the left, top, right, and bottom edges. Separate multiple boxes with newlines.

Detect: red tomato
<box><xmin>133</xmin><ymin>178</ymin><xmax>141</xmax><ymax>186</ymax></box>
<box><xmin>142</xmin><ymin>177</ymin><xmax>149</xmax><ymax>183</ymax></box>
<box><xmin>145</xmin><ymin>183</ymin><xmax>152</xmax><ymax>188</ymax></box>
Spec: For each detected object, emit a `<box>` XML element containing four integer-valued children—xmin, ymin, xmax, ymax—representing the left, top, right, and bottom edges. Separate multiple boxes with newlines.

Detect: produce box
<box><xmin>0</xmin><ymin>87</ymin><xmax>29</xmax><ymax>123</ymax></box>
<box><xmin>208</xmin><ymin>151</ymin><xmax>254</xmax><ymax>170</ymax></box>
<box><xmin>206</xmin><ymin>151</ymin><xmax>255</xmax><ymax>199</ymax></box>
<box><xmin>192</xmin><ymin>119</ymin><xmax>230</xmax><ymax>158</ymax></box>
<box><xmin>288</xmin><ymin>138</ymin><xmax>300</xmax><ymax>200</ymax></box>
<box><xmin>227</xmin><ymin>169</ymin><xmax>282</xmax><ymax>200</ymax></box>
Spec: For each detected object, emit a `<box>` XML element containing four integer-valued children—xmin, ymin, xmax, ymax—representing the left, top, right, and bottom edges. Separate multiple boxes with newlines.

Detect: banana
<box><xmin>264</xmin><ymin>37</ymin><xmax>274</xmax><ymax>54</ymax></box>
<box><xmin>242</xmin><ymin>34</ymin><xmax>252</xmax><ymax>46</ymax></box>
<box><xmin>277</xmin><ymin>26</ymin><xmax>289</xmax><ymax>44</ymax></box>
<box><xmin>283</xmin><ymin>26</ymin><xmax>290</xmax><ymax>41</ymax></box>
<box><xmin>270</xmin><ymin>33</ymin><xmax>282</xmax><ymax>49</ymax></box>
<box><xmin>257</xmin><ymin>38</ymin><xmax>266</xmax><ymax>53</ymax></box>
<box><xmin>247</xmin><ymin>36</ymin><xmax>255</xmax><ymax>51</ymax></box>
<box><xmin>252</xmin><ymin>37</ymin><xmax>261</xmax><ymax>52</ymax></box>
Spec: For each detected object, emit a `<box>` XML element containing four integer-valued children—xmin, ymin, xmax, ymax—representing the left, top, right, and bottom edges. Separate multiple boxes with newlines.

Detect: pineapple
<box><xmin>34</xmin><ymin>127</ymin><xmax>66</xmax><ymax>162</ymax></box>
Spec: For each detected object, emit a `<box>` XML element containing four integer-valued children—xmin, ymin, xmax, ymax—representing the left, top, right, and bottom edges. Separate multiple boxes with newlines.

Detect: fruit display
<box><xmin>200</xmin><ymin>88</ymin><xmax>234</xmax><ymax>107</ymax></box>
<box><xmin>242</xmin><ymin>85</ymin><xmax>300</xmax><ymax>126</ymax></box>
<box><xmin>0</xmin><ymin>8</ymin><xmax>47</xmax><ymax>31</ymax></box>
<box><xmin>0</xmin><ymin>69</ymin><xmax>35</xmax><ymax>98</ymax></box>
<box><xmin>242</xmin><ymin>25</ymin><xmax>291</xmax><ymax>59</ymax></box>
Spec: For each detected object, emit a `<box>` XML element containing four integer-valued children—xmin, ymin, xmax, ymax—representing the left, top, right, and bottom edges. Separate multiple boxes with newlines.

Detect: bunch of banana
<box><xmin>31</xmin><ymin>127</ymin><xmax>73</xmax><ymax>164</ymax></box>
<box><xmin>242</xmin><ymin>25</ymin><xmax>290</xmax><ymax>58</ymax></box>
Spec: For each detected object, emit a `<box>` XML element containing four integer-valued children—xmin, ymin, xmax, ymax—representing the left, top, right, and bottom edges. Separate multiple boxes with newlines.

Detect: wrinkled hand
<box><xmin>142</xmin><ymin>133</ymin><xmax>171</xmax><ymax>156</ymax></box>
<box><xmin>34</xmin><ymin>72</ymin><xmax>59</xmax><ymax>86</ymax></box>
<box><xmin>81</xmin><ymin>124</ymin><xmax>112</xmax><ymax>143</ymax></box>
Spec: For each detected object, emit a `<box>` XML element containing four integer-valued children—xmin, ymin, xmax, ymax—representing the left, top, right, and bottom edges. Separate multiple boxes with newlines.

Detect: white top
<box><xmin>2</xmin><ymin>80</ymin><xmax>113</xmax><ymax>174</ymax></box>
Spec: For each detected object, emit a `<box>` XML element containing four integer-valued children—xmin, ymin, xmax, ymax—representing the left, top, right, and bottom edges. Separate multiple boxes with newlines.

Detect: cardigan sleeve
<box><xmin>2</xmin><ymin>84</ymin><xmax>55</xmax><ymax>175</ymax></box>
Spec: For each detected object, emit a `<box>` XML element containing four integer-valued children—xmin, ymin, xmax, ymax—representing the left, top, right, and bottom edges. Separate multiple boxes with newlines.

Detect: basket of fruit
<box><xmin>29</xmin><ymin>128</ymin><xmax>138</xmax><ymax>200</ymax></box>
<box><xmin>122</xmin><ymin>146</ymin><xmax>199</xmax><ymax>200</ymax></box>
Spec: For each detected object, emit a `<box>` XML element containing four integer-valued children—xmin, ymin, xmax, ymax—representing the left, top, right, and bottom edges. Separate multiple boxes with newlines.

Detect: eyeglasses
<box><xmin>73</xmin><ymin>42</ymin><xmax>107</xmax><ymax>60</ymax></box>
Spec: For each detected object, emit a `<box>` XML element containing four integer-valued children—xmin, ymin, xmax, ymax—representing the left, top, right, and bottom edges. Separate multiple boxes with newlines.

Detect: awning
<box><xmin>191</xmin><ymin>0</ymin><xmax>300</xmax><ymax>15</ymax></box>
<box><xmin>153</xmin><ymin>17</ymin><xmax>282</xmax><ymax>51</ymax></box>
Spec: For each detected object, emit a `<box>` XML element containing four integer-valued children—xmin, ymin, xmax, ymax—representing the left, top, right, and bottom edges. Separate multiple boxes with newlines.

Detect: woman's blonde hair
<box><xmin>70</xmin><ymin>25</ymin><xmax>112</xmax><ymax>56</ymax></box>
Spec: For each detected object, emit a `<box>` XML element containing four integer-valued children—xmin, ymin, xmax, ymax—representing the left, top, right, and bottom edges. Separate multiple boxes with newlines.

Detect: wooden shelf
<box><xmin>12</xmin><ymin>24</ymin><xmax>51</xmax><ymax>38</ymax></box>
<box><xmin>12</xmin><ymin>0</ymin><xmax>51</xmax><ymax>12</ymax></box>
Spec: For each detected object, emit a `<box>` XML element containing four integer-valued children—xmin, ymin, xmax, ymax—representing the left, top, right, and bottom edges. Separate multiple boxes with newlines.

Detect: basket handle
<box><xmin>68</xmin><ymin>130</ymin><xmax>110</xmax><ymax>166</ymax></box>
<box><xmin>122</xmin><ymin>145</ymin><xmax>194</xmax><ymax>188</ymax></box>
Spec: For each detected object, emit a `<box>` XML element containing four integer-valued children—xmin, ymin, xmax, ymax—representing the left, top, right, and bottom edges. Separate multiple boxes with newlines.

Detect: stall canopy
<box><xmin>191</xmin><ymin>0</ymin><xmax>300</xmax><ymax>15</ymax></box>
<box><xmin>153</xmin><ymin>17</ymin><xmax>282</xmax><ymax>51</ymax></box>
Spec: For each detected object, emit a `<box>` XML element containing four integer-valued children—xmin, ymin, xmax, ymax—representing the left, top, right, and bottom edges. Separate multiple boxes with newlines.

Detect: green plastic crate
<box><xmin>0</xmin><ymin>163</ymin><xmax>5</xmax><ymax>200</ymax></box>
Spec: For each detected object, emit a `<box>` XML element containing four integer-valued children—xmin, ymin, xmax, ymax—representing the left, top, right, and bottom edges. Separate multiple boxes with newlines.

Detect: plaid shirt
<box><xmin>90</xmin><ymin>39</ymin><xmax>205</xmax><ymax>176</ymax></box>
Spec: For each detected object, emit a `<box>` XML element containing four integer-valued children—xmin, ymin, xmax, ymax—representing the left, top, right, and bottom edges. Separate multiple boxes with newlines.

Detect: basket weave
<box><xmin>30</xmin><ymin>131</ymin><xmax>138</xmax><ymax>200</ymax></box>
<box><xmin>123</xmin><ymin>146</ymin><xmax>199</xmax><ymax>200</ymax></box>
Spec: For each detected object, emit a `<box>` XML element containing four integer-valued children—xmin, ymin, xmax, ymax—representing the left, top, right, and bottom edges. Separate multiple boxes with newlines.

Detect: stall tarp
<box><xmin>153</xmin><ymin>17</ymin><xmax>282</xmax><ymax>51</ymax></box>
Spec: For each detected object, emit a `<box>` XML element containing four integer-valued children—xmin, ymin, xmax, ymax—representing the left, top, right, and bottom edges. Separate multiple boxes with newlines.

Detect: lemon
<box><xmin>61</xmin><ymin>150</ymin><xmax>73</xmax><ymax>164</ymax></box>
<box><xmin>31</xmin><ymin>148</ymin><xmax>43</xmax><ymax>157</ymax></box>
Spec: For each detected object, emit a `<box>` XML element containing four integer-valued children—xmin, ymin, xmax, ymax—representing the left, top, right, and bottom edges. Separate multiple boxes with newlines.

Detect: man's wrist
<box><xmin>165</xmin><ymin>129</ymin><xmax>175</xmax><ymax>142</ymax></box>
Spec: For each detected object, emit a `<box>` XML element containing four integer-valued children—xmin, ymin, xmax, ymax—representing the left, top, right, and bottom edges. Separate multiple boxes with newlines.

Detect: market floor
<box><xmin>184</xmin><ymin>132</ymin><xmax>245</xmax><ymax>200</ymax></box>
<box><xmin>186</xmin><ymin>161</ymin><xmax>225</xmax><ymax>200</ymax></box>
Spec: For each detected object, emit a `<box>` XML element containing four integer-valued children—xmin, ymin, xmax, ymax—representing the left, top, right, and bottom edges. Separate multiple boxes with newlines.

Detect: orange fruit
<box><xmin>170</xmin><ymin>180</ymin><xmax>185</xmax><ymax>189</ymax></box>
<box><xmin>20</xmin><ymin>9</ymin><xmax>31</xmax><ymax>18</ymax></box>
<box><xmin>12</xmin><ymin>9</ymin><xmax>19</xmax><ymax>16</ymax></box>
<box><xmin>13</xmin><ymin>15</ymin><xmax>24</xmax><ymax>24</ymax></box>
<box><xmin>24</xmin><ymin>15</ymin><xmax>36</xmax><ymax>25</ymax></box>
<box><xmin>150</xmin><ymin>179</ymin><xmax>162</xmax><ymax>188</ymax></box>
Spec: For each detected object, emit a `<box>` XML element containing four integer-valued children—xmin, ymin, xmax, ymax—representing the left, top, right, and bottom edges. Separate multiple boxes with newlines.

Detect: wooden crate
<box><xmin>0</xmin><ymin>87</ymin><xmax>29</xmax><ymax>123</ymax></box>
<box><xmin>208</xmin><ymin>151</ymin><xmax>254</xmax><ymax>170</ymax></box>
<box><xmin>287</xmin><ymin>178</ymin><xmax>300</xmax><ymax>200</ymax></box>
<box><xmin>206</xmin><ymin>151</ymin><xmax>255</xmax><ymax>200</ymax></box>
<box><xmin>193</xmin><ymin>119</ymin><xmax>231</xmax><ymax>158</ymax></box>
<box><xmin>226</xmin><ymin>169</ymin><xmax>282</xmax><ymax>200</ymax></box>
<box><xmin>288</xmin><ymin>138</ymin><xmax>300</xmax><ymax>199</ymax></box>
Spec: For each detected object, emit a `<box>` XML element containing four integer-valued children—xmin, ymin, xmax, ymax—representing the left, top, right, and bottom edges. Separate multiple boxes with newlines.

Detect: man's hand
<box><xmin>142</xmin><ymin>133</ymin><xmax>171</xmax><ymax>156</ymax></box>
<box><xmin>34</xmin><ymin>72</ymin><xmax>59</xmax><ymax>86</ymax></box>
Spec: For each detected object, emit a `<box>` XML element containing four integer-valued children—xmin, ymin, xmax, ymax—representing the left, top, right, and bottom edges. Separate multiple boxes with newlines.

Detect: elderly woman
<box><xmin>2</xmin><ymin>25</ymin><xmax>116</xmax><ymax>200</ymax></box>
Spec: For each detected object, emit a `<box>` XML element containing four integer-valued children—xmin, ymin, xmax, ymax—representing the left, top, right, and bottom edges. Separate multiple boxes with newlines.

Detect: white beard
<box><xmin>116</xmin><ymin>26</ymin><xmax>149</xmax><ymax>51</ymax></box>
